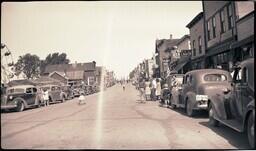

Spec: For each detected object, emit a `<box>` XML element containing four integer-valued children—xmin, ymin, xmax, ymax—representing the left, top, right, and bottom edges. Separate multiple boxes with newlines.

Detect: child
<box><xmin>78</xmin><ymin>92</ymin><xmax>86</xmax><ymax>105</ymax></box>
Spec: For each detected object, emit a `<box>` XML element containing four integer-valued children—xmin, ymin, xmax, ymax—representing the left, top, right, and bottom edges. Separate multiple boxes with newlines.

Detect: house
<box><xmin>155</xmin><ymin>34</ymin><xmax>180</xmax><ymax>78</ymax></box>
<box><xmin>44</xmin><ymin>61</ymin><xmax>96</xmax><ymax>86</ymax></box>
<box><xmin>186</xmin><ymin>12</ymin><xmax>206</xmax><ymax>70</ymax></box>
<box><xmin>48</xmin><ymin>71</ymin><xmax>69</xmax><ymax>85</ymax></box>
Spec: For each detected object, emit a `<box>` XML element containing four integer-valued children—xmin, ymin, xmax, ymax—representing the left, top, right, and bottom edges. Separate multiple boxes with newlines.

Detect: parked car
<box><xmin>167</xmin><ymin>74</ymin><xmax>184</xmax><ymax>108</ymax></box>
<box><xmin>179</xmin><ymin>69</ymin><xmax>232</xmax><ymax>117</ymax></box>
<box><xmin>71</xmin><ymin>85</ymin><xmax>81</xmax><ymax>97</ymax></box>
<box><xmin>1</xmin><ymin>85</ymin><xmax>42</xmax><ymax>112</ymax></box>
<box><xmin>39</xmin><ymin>84</ymin><xmax>67</xmax><ymax>104</ymax></box>
<box><xmin>61</xmin><ymin>85</ymin><xmax>74</xmax><ymax>100</ymax></box>
<box><xmin>208</xmin><ymin>58</ymin><xmax>254</xmax><ymax>148</ymax></box>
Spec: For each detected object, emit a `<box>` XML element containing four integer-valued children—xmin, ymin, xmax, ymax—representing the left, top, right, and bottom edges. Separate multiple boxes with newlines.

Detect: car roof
<box><xmin>40</xmin><ymin>84</ymin><xmax>59</xmax><ymax>87</ymax></box>
<box><xmin>6</xmin><ymin>85</ymin><xmax>36</xmax><ymax>90</ymax></box>
<box><xmin>185</xmin><ymin>69</ymin><xmax>231</xmax><ymax>75</ymax></box>
<box><xmin>238</xmin><ymin>58</ymin><xmax>254</xmax><ymax>68</ymax></box>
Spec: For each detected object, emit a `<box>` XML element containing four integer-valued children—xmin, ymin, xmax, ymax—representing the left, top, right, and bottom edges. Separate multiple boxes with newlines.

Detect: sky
<box><xmin>1</xmin><ymin>1</ymin><xmax>202</xmax><ymax>79</ymax></box>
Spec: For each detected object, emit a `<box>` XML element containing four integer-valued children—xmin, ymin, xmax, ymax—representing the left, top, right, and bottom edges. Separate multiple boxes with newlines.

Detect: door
<box><xmin>25</xmin><ymin>88</ymin><xmax>37</xmax><ymax>105</ymax></box>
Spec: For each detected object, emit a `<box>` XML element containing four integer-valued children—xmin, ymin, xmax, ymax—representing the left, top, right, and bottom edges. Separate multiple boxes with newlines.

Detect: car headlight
<box><xmin>9</xmin><ymin>96</ymin><xmax>13</xmax><ymax>100</ymax></box>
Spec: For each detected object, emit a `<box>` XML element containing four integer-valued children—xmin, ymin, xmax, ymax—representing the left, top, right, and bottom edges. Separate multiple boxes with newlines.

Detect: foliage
<box><xmin>40</xmin><ymin>52</ymin><xmax>70</xmax><ymax>74</ymax></box>
<box><xmin>14</xmin><ymin>53</ymin><xmax>41</xmax><ymax>79</ymax></box>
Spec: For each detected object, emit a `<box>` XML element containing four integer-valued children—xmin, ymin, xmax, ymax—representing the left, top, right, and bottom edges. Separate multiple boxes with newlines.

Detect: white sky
<box><xmin>1</xmin><ymin>1</ymin><xmax>202</xmax><ymax>79</ymax></box>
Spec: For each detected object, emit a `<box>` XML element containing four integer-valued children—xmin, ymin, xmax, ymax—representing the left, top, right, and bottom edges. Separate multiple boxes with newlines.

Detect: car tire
<box><xmin>247</xmin><ymin>112</ymin><xmax>255</xmax><ymax>149</ymax></box>
<box><xmin>170</xmin><ymin>96</ymin><xmax>176</xmax><ymax>109</ymax></box>
<box><xmin>208</xmin><ymin>102</ymin><xmax>219</xmax><ymax>127</ymax></box>
<box><xmin>186</xmin><ymin>99</ymin><xmax>195</xmax><ymax>117</ymax></box>
<box><xmin>16</xmin><ymin>100</ymin><xmax>25</xmax><ymax>112</ymax></box>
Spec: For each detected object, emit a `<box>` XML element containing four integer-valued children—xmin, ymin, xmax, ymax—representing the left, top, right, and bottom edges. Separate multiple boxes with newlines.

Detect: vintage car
<box><xmin>179</xmin><ymin>69</ymin><xmax>232</xmax><ymax>117</ymax></box>
<box><xmin>1</xmin><ymin>85</ymin><xmax>41</xmax><ymax>112</ymax></box>
<box><xmin>167</xmin><ymin>74</ymin><xmax>184</xmax><ymax>108</ymax></box>
<box><xmin>61</xmin><ymin>85</ymin><xmax>74</xmax><ymax>100</ymax></box>
<box><xmin>208</xmin><ymin>58</ymin><xmax>254</xmax><ymax>148</ymax></box>
<box><xmin>39</xmin><ymin>84</ymin><xmax>67</xmax><ymax>103</ymax></box>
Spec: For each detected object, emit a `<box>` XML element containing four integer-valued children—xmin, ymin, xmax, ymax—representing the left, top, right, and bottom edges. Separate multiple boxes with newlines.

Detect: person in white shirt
<box><xmin>42</xmin><ymin>88</ymin><xmax>49</xmax><ymax>106</ymax></box>
<box><xmin>78</xmin><ymin>92</ymin><xmax>86</xmax><ymax>105</ymax></box>
<box><xmin>151</xmin><ymin>78</ymin><xmax>157</xmax><ymax>101</ymax></box>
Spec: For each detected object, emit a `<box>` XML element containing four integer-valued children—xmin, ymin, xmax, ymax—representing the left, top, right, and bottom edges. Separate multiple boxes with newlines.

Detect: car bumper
<box><xmin>1</xmin><ymin>104</ymin><xmax>17</xmax><ymax>110</ymax></box>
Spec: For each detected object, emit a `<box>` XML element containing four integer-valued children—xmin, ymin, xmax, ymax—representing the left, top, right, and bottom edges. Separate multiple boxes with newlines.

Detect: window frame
<box><xmin>212</xmin><ymin>15</ymin><xmax>216</xmax><ymax>38</ymax></box>
<box><xmin>220</xmin><ymin>9</ymin><xmax>226</xmax><ymax>33</ymax></box>
<box><xmin>227</xmin><ymin>3</ymin><xmax>234</xmax><ymax>29</ymax></box>
<box><xmin>207</xmin><ymin>20</ymin><xmax>211</xmax><ymax>41</ymax></box>
<box><xmin>198</xmin><ymin>36</ymin><xmax>202</xmax><ymax>54</ymax></box>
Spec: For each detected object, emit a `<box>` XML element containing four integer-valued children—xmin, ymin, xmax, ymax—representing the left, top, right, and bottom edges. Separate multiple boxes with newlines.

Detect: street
<box><xmin>1</xmin><ymin>83</ymin><xmax>250</xmax><ymax>149</ymax></box>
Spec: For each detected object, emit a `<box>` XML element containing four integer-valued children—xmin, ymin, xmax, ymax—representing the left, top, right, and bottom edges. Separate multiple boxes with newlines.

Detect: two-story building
<box><xmin>231</xmin><ymin>1</ymin><xmax>254</xmax><ymax>62</ymax></box>
<box><xmin>186</xmin><ymin>12</ymin><xmax>206</xmax><ymax>70</ymax></box>
<box><xmin>155</xmin><ymin>35</ymin><xmax>180</xmax><ymax>78</ymax></box>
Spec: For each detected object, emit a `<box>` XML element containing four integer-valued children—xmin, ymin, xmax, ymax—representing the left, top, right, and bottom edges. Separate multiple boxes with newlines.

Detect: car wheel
<box><xmin>186</xmin><ymin>99</ymin><xmax>195</xmax><ymax>117</ymax></box>
<box><xmin>208</xmin><ymin>102</ymin><xmax>219</xmax><ymax>127</ymax></box>
<box><xmin>16</xmin><ymin>100</ymin><xmax>25</xmax><ymax>112</ymax></box>
<box><xmin>247</xmin><ymin>112</ymin><xmax>255</xmax><ymax>149</ymax></box>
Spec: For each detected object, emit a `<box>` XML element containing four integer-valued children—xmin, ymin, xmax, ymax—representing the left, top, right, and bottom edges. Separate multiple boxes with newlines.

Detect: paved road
<box><xmin>1</xmin><ymin>83</ymin><xmax>250</xmax><ymax>149</ymax></box>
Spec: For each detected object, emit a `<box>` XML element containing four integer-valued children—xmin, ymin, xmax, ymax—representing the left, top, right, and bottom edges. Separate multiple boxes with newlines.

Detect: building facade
<box><xmin>186</xmin><ymin>12</ymin><xmax>206</xmax><ymax>70</ymax></box>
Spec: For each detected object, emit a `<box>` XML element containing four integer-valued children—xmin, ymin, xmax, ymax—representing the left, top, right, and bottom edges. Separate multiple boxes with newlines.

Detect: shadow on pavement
<box><xmin>166</xmin><ymin>107</ymin><xmax>209</xmax><ymax>119</ymax></box>
<box><xmin>136</xmin><ymin>100</ymin><xmax>146</xmax><ymax>104</ymax></box>
<box><xmin>199</xmin><ymin>121</ymin><xmax>250</xmax><ymax>149</ymax></box>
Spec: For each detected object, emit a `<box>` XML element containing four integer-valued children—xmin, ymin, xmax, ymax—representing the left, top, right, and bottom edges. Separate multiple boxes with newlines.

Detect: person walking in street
<box><xmin>139</xmin><ymin>78</ymin><xmax>146</xmax><ymax>103</ymax></box>
<box><xmin>145</xmin><ymin>79</ymin><xmax>151</xmax><ymax>101</ymax></box>
<box><xmin>156</xmin><ymin>78</ymin><xmax>161</xmax><ymax>100</ymax></box>
<box><xmin>151</xmin><ymin>78</ymin><xmax>157</xmax><ymax>101</ymax></box>
<box><xmin>42</xmin><ymin>88</ymin><xmax>49</xmax><ymax>107</ymax></box>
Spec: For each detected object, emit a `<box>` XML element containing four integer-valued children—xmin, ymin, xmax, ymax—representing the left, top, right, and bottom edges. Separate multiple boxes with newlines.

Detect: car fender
<box><xmin>243</xmin><ymin>99</ymin><xmax>255</xmax><ymax>131</ymax></box>
<box><xmin>13</xmin><ymin>97</ymin><xmax>28</xmax><ymax>108</ymax></box>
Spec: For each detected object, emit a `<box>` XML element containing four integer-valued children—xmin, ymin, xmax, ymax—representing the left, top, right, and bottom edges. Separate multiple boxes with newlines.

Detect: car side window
<box><xmin>26</xmin><ymin>88</ymin><xmax>33</xmax><ymax>94</ymax></box>
<box><xmin>32</xmin><ymin>88</ymin><xmax>37</xmax><ymax>93</ymax></box>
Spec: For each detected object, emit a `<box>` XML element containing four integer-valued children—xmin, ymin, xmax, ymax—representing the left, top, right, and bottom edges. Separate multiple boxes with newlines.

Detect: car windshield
<box><xmin>7</xmin><ymin>88</ymin><xmax>24</xmax><ymax>94</ymax></box>
<box><xmin>204</xmin><ymin>74</ymin><xmax>227</xmax><ymax>82</ymax></box>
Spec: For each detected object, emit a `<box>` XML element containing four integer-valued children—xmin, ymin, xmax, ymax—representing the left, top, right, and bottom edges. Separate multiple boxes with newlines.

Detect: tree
<box><xmin>14</xmin><ymin>53</ymin><xmax>41</xmax><ymax>79</ymax></box>
<box><xmin>40</xmin><ymin>52</ymin><xmax>70</xmax><ymax>74</ymax></box>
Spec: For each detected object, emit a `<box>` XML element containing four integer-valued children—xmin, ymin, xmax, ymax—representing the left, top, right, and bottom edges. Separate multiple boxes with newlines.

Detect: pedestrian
<box><xmin>139</xmin><ymin>78</ymin><xmax>146</xmax><ymax>103</ymax></box>
<box><xmin>151</xmin><ymin>78</ymin><xmax>157</xmax><ymax>101</ymax></box>
<box><xmin>42</xmin><ymin>88</ymin><xmax>49</xmax><ymax>107</ymax></box>
<box><xmin>123</xmin><ymin>84</ymin><xmax>125</xmax><ymax>91</ymax></box>
<box><xmin>78</xmin><ymin>92</ymin><xmax>86</xmax><ymax>105</ymax></box>
<box><xmin>156</xmin><ymin>78</ymin><xmax>161</xmax><ymax>100</ymax></box>
<box><xmin>145</xmin><ymin>79</ymin><xmax>151</xmax><ymax>101</ymax></box>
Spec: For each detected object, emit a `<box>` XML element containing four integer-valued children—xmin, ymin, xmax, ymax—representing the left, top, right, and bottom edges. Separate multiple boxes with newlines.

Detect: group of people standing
<box><xmin>138</xmin><ymin>78</ymin><xmax>162</xmax><ymax>102</ymax></box>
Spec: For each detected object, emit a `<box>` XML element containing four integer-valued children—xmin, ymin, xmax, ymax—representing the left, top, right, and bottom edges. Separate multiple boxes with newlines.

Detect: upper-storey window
<box><xmin>192</xmin><ymin>40</ymin><xmax>196</xmax><ymax>56</ymax></box>
<box><xmin>227</xmin><ymin>3</ymin><xmax>234</xmax><ymax>29</ymax></box>
<box><xmin>198</xmin><ymin>36</ymin><xmax>202</xmax><ymax>54</ymax></box>
<box><xmin>220</xmin><ymin>9</ymin><xmax>226</xmax><ymax>33</ymax></box>
<box><xmin>207</xmin><ymin>20</ymin><xmax>211</xmax><ymax>41</ymax></box>
<box><xmin>212</xmin><ymin>15</ymin><xmax>216</xmax><ymax>38</ymax></box>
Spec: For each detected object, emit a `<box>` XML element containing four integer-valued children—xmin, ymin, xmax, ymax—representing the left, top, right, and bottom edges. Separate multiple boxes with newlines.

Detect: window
<box><xmin>212</xmin><ymin>16</ymin><xmax>216</xmax><ymax>38</ymax></box>
<box><xmin>204</xmin><ymin>74</ymin><xmax>227</xmax><ymax>82</ymax></box>
<box><xmin>32</xmin><ymin>88</ymin><xmax>37</xmax><ymax>93</ymax></box>
<box><xmin>198</xmin><ymin>36</ymin><xmax>202</xmax><ymax>54</ymax></box>
<box><xmin>26</xmin><ymin>88</ymin><xmax>33</xmax><ymax>93</ymax></box>
<box><xmin>220</xmin><ymin>9</ymin><xmax>226</xmax><ymax>33</ymax></box>
<box><xmin>192</xmin><ymin>40</ymin><xmax>196</xmax><ymax>56</ymax></box>
<box><xmin>207</xmin><ymin>20</ymin><xmax>211</xmax><ymax>41</ymax></box>
<box><xmin>227</xmin><ymin>4</ymin><xmax>233</xmax><ymax>29</ymax></box>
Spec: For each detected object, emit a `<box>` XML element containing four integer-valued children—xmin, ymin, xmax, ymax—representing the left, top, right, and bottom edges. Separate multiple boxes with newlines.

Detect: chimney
<box><xmin>170</xmin><ymin>34</ymin><xmax>173</xmax><ymax>39</ymax></box>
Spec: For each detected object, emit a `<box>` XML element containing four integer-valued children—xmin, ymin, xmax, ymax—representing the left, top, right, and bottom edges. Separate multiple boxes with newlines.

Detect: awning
<box><xmin>230</xmin><ymin>35</ymin><xmax>254</xmax><ymax>49</ymax></box>
<box><xmin>205</xmin><ymin>39</ymin><xmax>235</xmax><ymax>57</ymax></box>
<box><xmin>174</xmin><ymin>61</ymin><xmax>188</xmax><ymax>71</ymax></box>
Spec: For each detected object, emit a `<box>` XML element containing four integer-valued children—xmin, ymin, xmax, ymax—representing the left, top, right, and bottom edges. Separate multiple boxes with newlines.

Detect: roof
<box><xmin>44</xmin><ymin>62</ymin><xmax>96</xmax><ymax>74</ymax></box>
<box><xmin>155</xmin><ymin>38</ymin><xmax>180</xmax><ymax>53</ymax></box>
<box><xmin>49</xmin><ymin>71</ymin><xmax>69</xmax><ymax>80</ymax></box>
<box><xmin>6</xmin><ymin>84</ymin><xmax>36</xmax><ymax>90</ymax></box>
<box><xmin>7</xmin><ymin>79</ymin><xmax>36</xmax><ymax>87</ymax></box>
<box><xmin>186</xmin><ymin>12</ymin><xmax>204</xmax><ymax>29</ymax></box>
<box><xmin>176</xmin><ymin>35</ymin><xmax>190</xmax><ymax>46</ymax></box>
<box><xmin>32</xmin><ymin>76</ymin><xmax>62</xmax><ymax>85</ymax></box>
